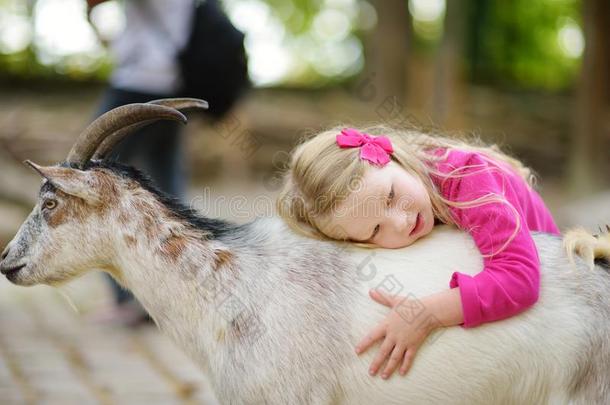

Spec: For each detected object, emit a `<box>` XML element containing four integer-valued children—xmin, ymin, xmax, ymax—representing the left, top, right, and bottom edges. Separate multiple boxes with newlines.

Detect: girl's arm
<box><xmin>420</xmin><ymin>288</ymin><xmax>463</xmax><ymax>328</ymax></box>
<box><xmin>441</xmin><ymin>152</ymin><xmax>556</xmax><ymax>328</ymax></box>
<box><xmin>358</xmin><ymin>152</ymin><xmax>558</xmax><ymax>377</ymax></box>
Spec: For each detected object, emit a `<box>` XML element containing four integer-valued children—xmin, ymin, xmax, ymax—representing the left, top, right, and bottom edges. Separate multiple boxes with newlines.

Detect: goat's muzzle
<box><xmin>0</xmin><ymin>263</ymin><xmax>25</xmax><ymax>276</ymax></box>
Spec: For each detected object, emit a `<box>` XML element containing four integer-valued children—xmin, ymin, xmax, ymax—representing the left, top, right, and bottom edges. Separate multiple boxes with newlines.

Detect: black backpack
<box><xmin>143</xmin><ymin>0</ymin><xmax>249</xmax><ymax>118</ymax></box>
<box><xmin>178</xmin><ymin>0</ymin><xmax>249</xmax><ymax>118</ymax></box>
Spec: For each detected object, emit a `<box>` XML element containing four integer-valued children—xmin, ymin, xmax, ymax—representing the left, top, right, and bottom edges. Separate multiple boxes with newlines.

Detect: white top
<box><xmin>110</xmin><ymin>0</ymin><xmax>194</xmax><ymax>94</ymax></box>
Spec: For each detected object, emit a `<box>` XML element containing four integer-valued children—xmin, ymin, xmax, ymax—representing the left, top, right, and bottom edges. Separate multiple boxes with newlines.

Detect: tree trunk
<box><xmin>433</xmin><ymin>0</ymin><xmax>467</xmax><ymax>128</ymax></box>
<box><xmin>568</xmin><ymin>0</ymin><xmax>610</xmax><ymax>195</ymax></box>
<box><xmin>362</xmin><ymin>0</ymin><xmax>411</xmax><ymax>107</ymax></box>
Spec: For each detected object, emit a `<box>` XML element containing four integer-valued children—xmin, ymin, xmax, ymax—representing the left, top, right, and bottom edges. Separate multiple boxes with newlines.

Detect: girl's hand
<box><xmin>355</xmin><ymin>289</ymin><xmax>438</xmax><ymax>379</ymax></box>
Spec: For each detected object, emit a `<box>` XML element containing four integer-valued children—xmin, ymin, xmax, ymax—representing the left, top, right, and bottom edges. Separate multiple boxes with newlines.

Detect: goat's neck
<box><xmin>108</xmin><ymin>209</ymin><xmax>236</xmax><ymax>369</ymax></box>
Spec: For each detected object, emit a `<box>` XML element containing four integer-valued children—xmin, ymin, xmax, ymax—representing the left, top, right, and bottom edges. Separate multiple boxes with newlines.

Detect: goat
<box><xmin>1</xmin><ymin>99</ymin><xmax>609</xmax><ymax>404</ymax></box>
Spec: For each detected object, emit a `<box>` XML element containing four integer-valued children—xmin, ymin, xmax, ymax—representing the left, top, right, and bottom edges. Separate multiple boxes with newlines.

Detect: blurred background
<box><xmin>0</xmin><ymin>0</ymin><xmax>608</xmax><ymax>403</ymax></box>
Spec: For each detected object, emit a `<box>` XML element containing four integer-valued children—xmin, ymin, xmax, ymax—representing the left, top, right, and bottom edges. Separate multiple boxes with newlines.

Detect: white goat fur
<box><xmin>1</xmin><ymin>166</ymin><xmax>609</xmax><ymax>404</ymax></box>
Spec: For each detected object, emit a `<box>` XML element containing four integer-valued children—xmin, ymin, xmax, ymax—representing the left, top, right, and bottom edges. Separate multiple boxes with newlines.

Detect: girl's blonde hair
<box><xmin>277</xmin><ymin>124</ymin><xmax>535</xmax><ymax>256</ymax></box>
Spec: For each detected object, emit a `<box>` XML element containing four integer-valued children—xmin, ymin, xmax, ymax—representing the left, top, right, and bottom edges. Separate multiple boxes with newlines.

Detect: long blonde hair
<box><xmin>277</xmin><ymin>124</ymin><xmax>535</xmax><ymax>255</ymax></box>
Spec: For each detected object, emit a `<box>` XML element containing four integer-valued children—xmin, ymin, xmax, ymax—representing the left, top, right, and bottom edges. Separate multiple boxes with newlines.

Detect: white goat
<box><xmin>1</xmin><ymin>99</ymin><xmax>609</xmax><ymax>404</ymax></box>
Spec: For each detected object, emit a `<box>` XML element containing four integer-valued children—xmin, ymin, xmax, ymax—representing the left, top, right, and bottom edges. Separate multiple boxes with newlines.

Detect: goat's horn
<box><xmin>148</xmin><ymin>98</ymin><xmax>209</xmax><ymax>111</ymax></box>
<box><xmin>90</xmin><ymin>98</ymin><xmax>208</xmax><ymax>161</ymax></box>
<box><xmin>66</xmin><ymin>103</ymin><xmax>187</xmax><ymax>167</ymax></box>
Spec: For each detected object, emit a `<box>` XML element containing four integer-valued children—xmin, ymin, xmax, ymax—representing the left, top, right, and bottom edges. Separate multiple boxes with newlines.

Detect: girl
<box><xmin>277</xmin><ymin>125</ymin><xmax>560</xmax><ymax>380</ymax></box>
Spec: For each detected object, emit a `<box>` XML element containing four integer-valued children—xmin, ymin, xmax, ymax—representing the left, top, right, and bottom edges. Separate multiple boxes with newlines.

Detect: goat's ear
<box><xmin>24</xmin><ymin>160</ymin><xmax>102</xmax><ymax>205</ymax></box>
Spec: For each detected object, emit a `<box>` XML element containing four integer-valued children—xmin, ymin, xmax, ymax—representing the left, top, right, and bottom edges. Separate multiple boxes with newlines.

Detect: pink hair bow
<box><xmin>336</xmin><ymin>128</ymin><xmax>394</xmax><ymax>166</ymax></box>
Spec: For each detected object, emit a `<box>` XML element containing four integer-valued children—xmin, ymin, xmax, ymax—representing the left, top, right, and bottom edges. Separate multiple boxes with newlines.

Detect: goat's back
<box><xmin>214</xmin><ymin>222</ymin><xmax>609</xmax><ymax>404</ymax></box>
<box><xmin>337</xmin><ymin>227</ymin><xmax>610</xmax><ymax>404</ymax></box>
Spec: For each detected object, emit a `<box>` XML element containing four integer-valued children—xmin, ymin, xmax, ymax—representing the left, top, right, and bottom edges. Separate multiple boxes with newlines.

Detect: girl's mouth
<box><xmin>410</xmin><ymin>213</ymin><xmax>423</xmax><ymax>236</ymax></box>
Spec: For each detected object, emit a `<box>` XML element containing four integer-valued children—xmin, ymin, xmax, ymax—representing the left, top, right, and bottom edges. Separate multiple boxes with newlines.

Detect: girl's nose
<box><xmin>391</xmin><ymin>210</ymin><xmax>411</xmax><ymax>233</ymax></box>
<box><xmin>405</xmin><ymin>211</ymin><xmax>419</xmax><ymax>232</ymax></box>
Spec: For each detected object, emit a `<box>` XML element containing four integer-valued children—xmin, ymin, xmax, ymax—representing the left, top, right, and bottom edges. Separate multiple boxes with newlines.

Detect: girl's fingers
<box><xmin>369</xmin><ymin>289</ymin><xmax>393</xmax><ymax>307</ymax></box>
<box><xmin>355</xmin><ymin>324</ymin><xmax>385</xmax><ymax>354</ymax></box>
<box><xmin>381</xmin><ymin>345</ymin><xmax>406</xmax><ymax>379</ymax></box>
<box><xmin>399</xmin><ymin>349</ymin><xmax>415</xmax><ymax>376</ymax></box>
<box><xmin>369</xmin><ymin>338</ymin><xmax>394</xmax><ymax>376</ymax></box>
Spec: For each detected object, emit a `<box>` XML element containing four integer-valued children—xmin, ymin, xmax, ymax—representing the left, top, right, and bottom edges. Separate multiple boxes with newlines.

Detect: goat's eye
<box><xmin>43</xmin><ymin>199</ymin><xmax>57</xmax><ymax>210</ymax></box>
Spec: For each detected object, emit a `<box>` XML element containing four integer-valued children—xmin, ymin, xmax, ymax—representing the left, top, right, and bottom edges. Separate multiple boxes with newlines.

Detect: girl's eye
<box><xmin>387</xmin><ymin>186</ymin><xmax>394</xmax><ymax>207</ymax></box>
<box><xmin>372</xmin><ymin>224</ymin><xmax>380</xmax><ymax>239</ymax></box>
<box><xmin>43</xmin><ymin>199</ymin><xmax>57</xmax><ymax>210</ymax></box>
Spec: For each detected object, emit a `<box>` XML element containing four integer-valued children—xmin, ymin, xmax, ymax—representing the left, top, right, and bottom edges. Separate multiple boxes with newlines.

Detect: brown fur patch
<box><xmin>213</xmin><ymin>249</ymin><xmax>234</xmax><ymax>271</ymax></box>
<box><xmin>125</xmin><ymin>178</ymin><xmax>140</xmax><ymax>190</ymax></box>
<box><xmin>124</xmin><ymin>235</ymin><xmax>137</xmax><ymax>248</ymax></box>
<box><xmin>132</xmin><ymin>199</ymin><xmax>165</xmax><ymax>241</ymax></box>
<box><xmin>132</xmin><ymin>196</ymin><xmax>156</xmax><ymax>213</ymax></box>
<box><xmin>118</xmin><ymin>211</ymin><xmax>131</xmax><ymax>226</ymax></box>
<box><xmin>43</xmin><ymin>168</ymin><xmax>123</xmax><ymax>229</ymax></box>
<box><xmin>93</xmin><ymin>170</ymin><xmax>120</xmax><ymax>205</ymax></box>
<box><xmin>160</xmin><ymin>235</ymin><xmax>187</xmax><ymax>262</ymax></box>
<box><xmin>45</xmin><ymin>190</ymin><xmax>89</xmax><ymax>228</ymax></box>
<box><xmin>141</xmin><ymin>216</ymin><xmax>158</xmax><ymax>241</ymax></box>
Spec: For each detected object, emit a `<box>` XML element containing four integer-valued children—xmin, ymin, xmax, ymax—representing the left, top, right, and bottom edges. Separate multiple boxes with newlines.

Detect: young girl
<box><xmin>277</xmin><ymin>125</ymin><xmax>560</xmax><ymax>380</ymax></box>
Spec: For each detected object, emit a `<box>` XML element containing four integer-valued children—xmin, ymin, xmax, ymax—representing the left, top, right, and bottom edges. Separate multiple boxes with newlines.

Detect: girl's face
<box><xmin>321</xmin><ymin>162</ymin><xmax>434</xmax><ymax>248</ymax></box>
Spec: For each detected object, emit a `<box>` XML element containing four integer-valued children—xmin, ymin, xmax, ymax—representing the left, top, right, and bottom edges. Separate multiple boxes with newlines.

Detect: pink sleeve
<box><xmin>444</xmin><ymin>161</ymin><xmax>541</xmax><ymax>328</ymax></box>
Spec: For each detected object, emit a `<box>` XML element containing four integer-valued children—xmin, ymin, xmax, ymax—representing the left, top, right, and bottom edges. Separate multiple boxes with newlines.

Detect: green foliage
<box><xmin>254</xmin><ymin>0</ymin><xmax>365</xmax><ymax>87</ymax></box>
<box><xmin>0</xmin><ymin>0</ymin><xmax>585</xmax><ymax>90</ymax></box>
<box><xmin>467</xmin><ymin>0</ymin><xmax>582</xmax><ymax>90</ymax></box>
<box><xmin>264</xmin><ymin>0</ymin><xmax>323</xmax><ymax>36</ymax></box>
<box><xmin>0</xmin><ymin>47</ymin><xmax>111</xmax><ymax>82</ymax></box>
<box><xmin>0</xmin><ymin>0</ymin><xmax>110</xmax><ymax>84</ymax></box>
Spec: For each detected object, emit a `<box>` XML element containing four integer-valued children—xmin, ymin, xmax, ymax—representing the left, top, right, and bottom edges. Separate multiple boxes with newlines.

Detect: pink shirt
<box><xmin>430</xmin><ymin>149</ymin><xmax>560</xmax><ymax>328</ymax></box>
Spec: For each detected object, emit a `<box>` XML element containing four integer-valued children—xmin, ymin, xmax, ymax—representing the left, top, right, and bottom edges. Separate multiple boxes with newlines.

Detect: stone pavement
<box><xmin>0</xmin><ymin>273</ymin><xmax>219</xmax><ymax>405</ymax></box>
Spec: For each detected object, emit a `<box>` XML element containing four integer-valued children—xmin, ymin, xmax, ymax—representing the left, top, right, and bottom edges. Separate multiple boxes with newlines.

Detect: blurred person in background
<box><xmin>87</xmin><ymin>0</ymin><xmax>248</xmax><ymax>325</ymax></box>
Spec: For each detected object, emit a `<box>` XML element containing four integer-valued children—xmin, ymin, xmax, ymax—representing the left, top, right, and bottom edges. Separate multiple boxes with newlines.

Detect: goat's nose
<box><xmin>1</xmin><ymin>245</ymin><xmax>9</xmax><ymax>261</ymax></box>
